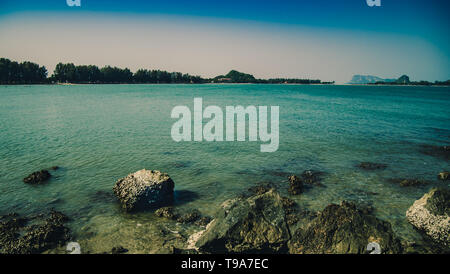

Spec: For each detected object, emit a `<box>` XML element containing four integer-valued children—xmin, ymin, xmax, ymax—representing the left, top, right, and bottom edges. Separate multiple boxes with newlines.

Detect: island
<box><xmin>349</xmin><ymin>74</ymin><xmax>450</xmax><ymax>86</ymax></box>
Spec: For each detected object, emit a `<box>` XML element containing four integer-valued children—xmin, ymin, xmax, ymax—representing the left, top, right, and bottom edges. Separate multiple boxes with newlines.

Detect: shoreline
<box><xmin>2</xmin><ymin>154</ymin><xmax>448</xmax><ymax>254</ymax></box>
<box><xmin>1</xmin><ymin>83</ymin><xmax>449</xmax><ymax>87</ymax></box>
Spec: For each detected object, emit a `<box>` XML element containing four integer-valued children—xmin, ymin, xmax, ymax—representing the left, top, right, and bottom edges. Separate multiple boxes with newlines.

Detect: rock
<box><xmin>176</xmin><ymin>209</ymin><xmax>201</xmax><ymax>224</ymax></box>
<box><xmin>50</xmin><ymin>166</ymin><xmax>59</xmax><ymax>170</ymax></box>
<box><xmin>420</xmin><ymin>145</ymin><xmax>450</xmax><ymax>160</ymax></box>
<box><xmin>247</xmin><ymin>183</ymin><xmax>274</xmax><ymax>196</ymax></box>
<box><xmin>194</xmin><ymin>189</ymin><xmax>291</xmax><ymax>253</ymax></box>
<box><xmin>113</xmin><ymin>169</ymin><xmax>174</xmax><ymax>212</ymax></box>
<box><xmin>288</xmin><ymin>201</ymin><xmax>402</xmax><ymax>254</ymax></box>
<box><xmin>301</xmin><ymin>170</ymin><xmax>325</xmax><ymax>186</ymax></box>
<box><xmin>195</xmin><ymin>216</ymin><xmax>213</xmax><ymax>227</ymax></box>
<box><xmin>406</xmin><ymin>188</ymin><xmax>450</xmax><ymax>247</ymax></box>
<box><xmin>288</xmin><ymin>175</ymin><xmax>303</xmax><ymax>195</ymax></box>
<box><xmin>155</xmin><ymin>207</ymin><xmax>176</xmax><ymax>219</ymax></box>
<box><xmin>0</xmin><ymin>210</ymin><xmax>71</xmax><ymax>254</ymax></box>
<box><xmin>23</xmin><ymin>170</ymin><xmax>51</xmax><ymax>184</ymax></box>
<box><xmin>438</xmin><ymin>172</ymin><xmax>449</xmax><ymax>181</ymax></box>
<box><xmin>388</xmin><ymin>178</ymin><xmax>429</xmax><ymax>187</ymax></box>
<box><xmin>155</xmin><ymin>206</ymin><xmax>211</xmax><ymax>227</ymax></box>
<box><xmin>357</xmin><ymin>162</ymin><xmax>387</xmax><ymax>171</ymax></box>
<box><xmin>111</xmin><ymin>246</ymin><xmax>128</xmax><ymax>254</ymax></box>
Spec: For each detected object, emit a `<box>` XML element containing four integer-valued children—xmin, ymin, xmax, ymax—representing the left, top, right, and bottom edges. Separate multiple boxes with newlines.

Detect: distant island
<box><xmin>349</xmin><ymin>75</ymin><xmax>396</xmax><ymax>84</ymax></box>
<box><xmin>0</xmin><ymin>58</ymin><xmax>330</xmax><ymax>85</ymax></box>
<box><xmin>349</xmin><ymin>74</ymin><xmax>450</xmax><ymax>86</ymax></box>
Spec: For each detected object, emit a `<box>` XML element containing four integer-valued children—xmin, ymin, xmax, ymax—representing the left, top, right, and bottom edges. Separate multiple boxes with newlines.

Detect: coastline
<box><xmin>1</xmin><ymin>83</ymin><xmax>449</xmax><ymax>87</ymax></box>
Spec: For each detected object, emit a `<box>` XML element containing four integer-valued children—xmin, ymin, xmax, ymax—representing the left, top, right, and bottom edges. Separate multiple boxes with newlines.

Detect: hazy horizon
<box><xmin>1</xmin><ymin>0</ymin><xmax>449</xmax><ymax>83</ymax></box>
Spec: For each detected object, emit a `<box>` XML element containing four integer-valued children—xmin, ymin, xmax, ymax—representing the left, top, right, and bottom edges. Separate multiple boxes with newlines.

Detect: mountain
<box><xmin>349</xmin><ymin>75</ymin><xmax>396</xmax><ymax>84</ymax></box>
<box><xmin>396</xmin><ymin>75</ymin><xmax>410</xmax><ymax>84</ymax></box>
<box><xmin>213</xmin><ymin>70</ymin><xmax>256</xmax><ymax>83</ymax></box>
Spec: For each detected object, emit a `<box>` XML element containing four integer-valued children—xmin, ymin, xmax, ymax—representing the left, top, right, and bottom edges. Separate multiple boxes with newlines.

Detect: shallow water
<box><xmin>0</xmin><ymin>84</ymin><xmax>449</xmax><ymax>253</ymax></box>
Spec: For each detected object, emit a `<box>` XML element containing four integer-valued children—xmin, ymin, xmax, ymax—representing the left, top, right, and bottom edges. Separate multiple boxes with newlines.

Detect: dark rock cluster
<box><xmin>190</xmin><ymin>189</ymin><xmax>402</xmax><ymax>254</ymax></box>
<box><xmin>0</xmin><ymin>210</ymin><xmax>71</xmax><ymax>254</ymax></box>
<box><xmin>23</xmin><ymin>170</ymin><xmax>51</xmax><ymax>184</ymax></box>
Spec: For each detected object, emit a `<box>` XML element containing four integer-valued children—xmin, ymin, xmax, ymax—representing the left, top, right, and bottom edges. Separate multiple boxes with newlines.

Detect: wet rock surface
<box><xmin>176</xmin><ymin>210</ymin><xmax>201</xmax><ymax>224</ymax></box>
<box><xmin>288</xmin><ymin>175</ymin><xmax>303</xmax><ymax>195</ymax></box>
<box><xmin>113</xmin><ymin>169</ymin><xmax>174</xmax><ymax>212</ymax></box>
<box><xmin>23</xmin><ymin>170</ymin><xmax>51</xmax><ymax>184</ymax></box>
<box><xmin>287</xmin><ymin>170</ymin><xmax>325</xmax><ymax>195</ymax></box>
<box><xmin>288</xmin><ymin>201</ymin><xmax>403</xmax><ymax>254</ymax></box>
<box><xmin>188</xmin><ymin>186</ymin><xmax>403</xmax><ymax>254</ymax></box>
<box><xmin>438</xmin><ymin>171</ymin><xmax>449</xmax><ymax>181</ymax></box>
<box><xmin>0</xmin><ymin>210</ymin><xmax>71</xmax><ymax>254</ymax></box>
<box><xmin>154</xmin><ymin>207</ymin><xmax>212</xmax><ymax>227</ymax></box>
<box><xmin>301</xmin><ymin>170</ymin><xmax>325</xmax><ymax>186</ymax></box>
<box><xmin>194</xmin><ymin>189</ymin><xmax>292</xmax><ymax>253</ymax></box>
<box><xmin>406</xmin><ymin>188</ymin><xmax>450</xmax><ymax>248</ymax></box>
<box><xmin>155</xmin><ymin>206</ymin><xmax>176</xmax><ymax>219</ymax></box>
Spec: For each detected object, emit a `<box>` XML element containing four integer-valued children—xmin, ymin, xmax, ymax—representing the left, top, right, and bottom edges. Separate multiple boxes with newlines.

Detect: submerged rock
<box><xmin>288</xmin><ymin>175</ymin><xmax>303</xmax><ymax>195</ymax></box>
<box><xmin>0</xmin><ymin>210</ymin><xmax>71</xmax><ymax>254</ymax></box>
<box><xmin>406</xmin><ymin>188</ymin><xmax>450</xmax><ymax>247</ymax></box>
<box><xmin>155</xmin><ymin>207</ymin><xmax>176</xmax><ymax>219</ymax></box>
<box><xmin>23</xmin><ymin>170</ymin><xmax>51</xmax><ymax>184</ymax></box>
<box><xmin>388</xmin><ymin>178</ymin><xmax>429</xmax><ymax>187</ymax></box>
<box><xmin>111</xmin><ymin>246</ymin><xmax>128</xmax><ymax>254</ymax></box>
<box><xmin>301</xmin><ymin>170</ymin><xmax>325</xmax><ymax>186</ymax></box>
<box><xmin>357</xmin><ymin>162</ymin><xmax>387</xmax><ymax>171</ymax></box>
<box><xmin>194</xmin><ymin>189</ymin><xmax>291</xmax><ymax>253</ymax></box>
<box><xmin>113</xmin><ymin>169</ymin><xmax>174</xmax><ymax>212</ymax></box>
<box><xmin>195</xmin><ymin>216</ymin><xmax>213</xmax><ymax>227</ymax></box>
<box><xmin>176</xmin><ymin>210</ymin><xmax>201</xmax><ymax>224</ymax></box>
<box><xmin>288</xmin><ymin>201</ymin><xmax>402</xmax><ymax>254</ymax></box>
<box><xmin>287</xmin><ymin>170</ymin><xmax>325</xmax><ymax>195</ymax></box>
<box><xmin>420</xmin><ymin>145</ymin><xmax>450</xmax><ymax>160</ymax></box>
<box><xmin>438</xmin><ymin>172</ymin><xmax>449</xmax><ymax>181</ymax></box>
<box><xmin>154</xmin><ymin>206</ymin><xmax>212</xmax><ymax>227</ymax></box>
<box><xmin>247</xmin><ymin>183</ymin><xmax>274</xmax><ymax>196</ymax></box>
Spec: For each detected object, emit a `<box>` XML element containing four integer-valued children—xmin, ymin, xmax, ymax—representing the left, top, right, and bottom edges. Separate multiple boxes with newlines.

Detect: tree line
<box><xmin>51</xmin><ymin>63</ymin><xmax>206</xmax><ymax>84</ymax></box>
<box><xmin>0</xmin><ymin>57</ymin><xmax>326</xmax><ymax>85</ymax></box>
<box><xmin>0</xmin><ymin>58</ymin><xmax>206</xmax><ymax>84</ymax></box>
<box><xmin>0</xmin><ymin>58</ymin><xmax>48</xmax><ymax>84</ymax></box>
<box><xmin>368</xmin><ymin>74</ymin><xmax>450</xmax><ymax>86</ymax></box>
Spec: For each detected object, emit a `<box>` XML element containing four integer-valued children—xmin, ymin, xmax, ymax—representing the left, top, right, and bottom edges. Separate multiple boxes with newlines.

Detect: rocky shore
<box><xmin>105</xmin><ymin>165</ymin><xmax>449</xmax><ymax>254</ymax></box>
<box><xmin>0</xmin><ymin>210</ymin><xmax>71</xmax><ymax>254</ymax></box>
<box><xmin>2</xmin><ymin>154</ymin><xmax>449</xmax><ymax>254</ymax></box>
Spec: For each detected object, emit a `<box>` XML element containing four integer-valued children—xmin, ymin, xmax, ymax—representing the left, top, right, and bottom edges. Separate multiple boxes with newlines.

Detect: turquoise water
<box><xmin>0</xmin><ymin>84</ymin><xmax>449</xmax><ymax>253</ymax></box>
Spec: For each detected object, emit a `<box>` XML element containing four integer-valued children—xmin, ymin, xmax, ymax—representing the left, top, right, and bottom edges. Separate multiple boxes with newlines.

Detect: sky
<box><xmin>0</xmin><ymin>0</ymin><xmax>449</xmax><ymax>83</ymax></box>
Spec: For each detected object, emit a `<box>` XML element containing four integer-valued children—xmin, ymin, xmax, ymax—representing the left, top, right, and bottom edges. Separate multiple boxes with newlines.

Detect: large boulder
<box><xmin>288</xmin><ymin>201</ymin><xmax>402</xmax><ymax>254</ymax></box>
<box><xmin>113</xmin><ymin>169</ymin><xmax>174</xmax><ymax>212</ymax></box>
<box><xmin>194</xmin><ymin>189</ymin><xmax>291</xmax><ymax>253</ymax></box>
<box><xmin>406</xmin><ymin>188</ymin><xmax>450</xmax><ymax>247</ymax></box>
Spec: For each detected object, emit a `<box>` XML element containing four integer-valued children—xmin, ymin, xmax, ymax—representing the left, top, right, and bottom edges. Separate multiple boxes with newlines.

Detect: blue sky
<box><xmin>0</xmin><ymin>0</ymin><xmax>449</xmax><ymax>82</ymax></box>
